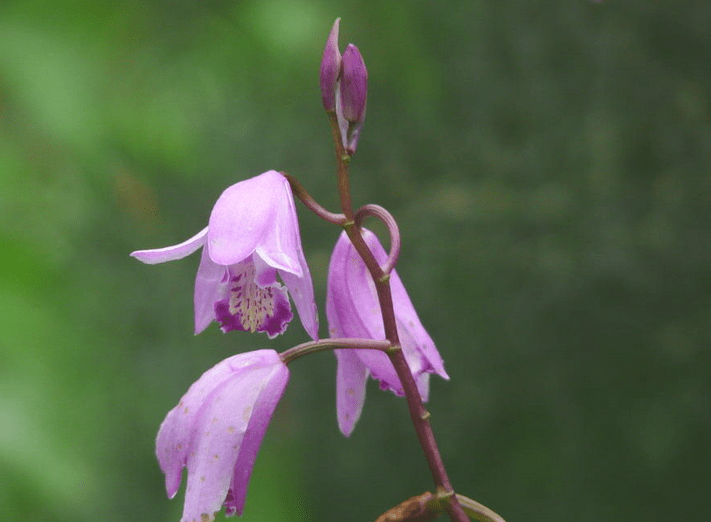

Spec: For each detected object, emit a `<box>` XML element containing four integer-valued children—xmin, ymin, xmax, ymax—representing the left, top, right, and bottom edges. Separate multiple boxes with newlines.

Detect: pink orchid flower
<box><xmin>327</xmin><ymin>228</ymin><xmax>449</xmax><ymax>436</ymax></box>
<box><xmin>131</xmin><ymin>170</ymin><xmax>318</xmax><ymax>340</ymax></box>
<box><xmin>156</xmin><ymin>349</ymin><xmax>289</xmax><ymax>520</ymax></box>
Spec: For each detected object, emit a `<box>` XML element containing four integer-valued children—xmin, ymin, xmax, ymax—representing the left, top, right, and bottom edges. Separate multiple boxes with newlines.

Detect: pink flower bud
<box><xmin>339</xmin><ymin>44</ymin><xmax>368</xmax><ymax>124</ymax></box>
<box><xmin>319</xmin><ymin>19</ymin><xmax>341</xmax><ymax>112</ymax></box>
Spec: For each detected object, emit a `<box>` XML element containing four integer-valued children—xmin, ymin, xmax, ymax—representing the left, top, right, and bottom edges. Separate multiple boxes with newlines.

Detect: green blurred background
<box><xmin>1</xmin><ymin>1</ymin><xmax>709</xmax><ymax>521</ymax></box>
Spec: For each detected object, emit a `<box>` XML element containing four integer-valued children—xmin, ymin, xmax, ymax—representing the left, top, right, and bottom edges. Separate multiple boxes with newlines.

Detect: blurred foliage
<box><xmin>1</xmin><ymin>1</ymin><xmax>709</xmax><ymax>521</ymax></box>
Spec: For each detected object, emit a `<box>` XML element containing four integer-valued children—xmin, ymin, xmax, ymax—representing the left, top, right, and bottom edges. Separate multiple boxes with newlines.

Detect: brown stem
<box><xmin>330</xmin><ymin>115</ymin><xmax>468</xmax><ymax>522</ymax></box>
<box><xmin>280</xmin><ymin>337</ymin><xmax>391</xmax><ymax>365</ymax></box>
<box><xmin>282</xmin><ymin>171</ymin><xmax>347</xmax><ymax>226</ymax></box>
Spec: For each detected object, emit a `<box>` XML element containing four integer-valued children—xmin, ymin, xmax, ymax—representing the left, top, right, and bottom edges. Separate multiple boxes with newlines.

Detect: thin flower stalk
<box><xmin>328</xmin><ymin>119</ymin><xmax>469</xmax><ymax>522</ymax></box>
<box><xmin>280</xmin><ymin>337</ymin><xmax>391</xmax><ymax>365</ymax></box>
<box><xmin>281</xmin><ymin>171</ymin><xmax>348</xmax><ymax>226</ymax></box>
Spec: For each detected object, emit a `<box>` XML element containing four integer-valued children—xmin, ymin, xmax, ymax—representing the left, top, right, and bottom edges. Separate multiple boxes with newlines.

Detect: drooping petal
<box><xmin>208</xmin><ymin>171</ymin><xmax>298</xmax><ymax>272</ymax></box>
<box><xmin>226</xmin><ymin>360</ymin><xmax>289</xmax><ymax>516</ymax></box>
<box><xmin>279</xmin><ymin>246</ymin><xmax>319</xmax><ymax>340</ymax></box>
<box><xmin>156</xmin><ymin>352</ymin><xmax>249</xmax><ymax>499</ymax></box>
<box><xmin>326</xmin><ymin>229</ymin><xmax>375</xmax><ymax>340</ymax></box>
<box><xmin>391</xmin><ymin>271</ymin><xmax>448</xmax><ymax>385</ymax></box>
<box><xmin>334</xmin><ymin>349</ymin><xmax>369</xmax><ymax>437</ymax></box>
<box><xmin>181</xmin><ymin>371</ymin><xmax>262</xmax><ymax>521</ymax></box>
<box><xmin>194</xmin><ymin>245</ymin><xmax>228</xmax><ymax>335</ymax></box>
<box><xmin>328</xmin><ymin>229</ymin><xmax>402</xmax><ymax>393</ymax></box>
<box><xmin>131</xmin><ymin>227</ymin><xmax>208</xmax><ymax>264</ymax></box>
<box><xmin>156</xmin><ymin>350</ymin><xmax>287</xmax><ymax>522</ymax></box>
<box><xmin>327</xmin><ymin>229</ymin><xmax>449</xmax><ymax>402</ymax></box>
<box><xmin>327</xmin><ymin>268</ymin><xmax>369</xmax><ymax>434</ymax></box>
<box><xmin>213</xmin><ymin>257</ymin><xmax>293</xmax><ymax>339</ymax></box>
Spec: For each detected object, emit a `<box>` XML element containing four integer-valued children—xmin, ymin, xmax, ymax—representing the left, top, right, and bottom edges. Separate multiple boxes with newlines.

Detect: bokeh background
<box><xmin>1</xmin><ymin>1</ymin><xmax>709</xmax><ymax>521</ymax></box>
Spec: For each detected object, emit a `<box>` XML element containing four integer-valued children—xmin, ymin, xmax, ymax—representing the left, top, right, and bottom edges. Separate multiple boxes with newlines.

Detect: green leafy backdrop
<box><xmin>1</xmin><ymin>1</ymin><xmax>709</xmax><ymax>521</ymax></box>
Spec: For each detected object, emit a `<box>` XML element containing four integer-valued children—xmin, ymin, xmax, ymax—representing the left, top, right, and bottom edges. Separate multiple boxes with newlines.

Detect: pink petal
<box><xmin>334</xmin><ymin>349</ymin><xmax>369</xmax><ymax>437</ymax></box>
<box><xmin>208</xmin><ymin>171</ymin><xmax>298</xmax><ymax>272</ymax></box>
<box><xmin>194</xmin><ymin>246</ymin><xmax>228</xmax><ymax>334</ymax></box>
<box><xmin>319</xmin><ymin>18</ymin><xmax>341</xmax><ymax>112</ymax></box>
<box><xmin>356</xmin><ymin>229</ymin><xmax>448</xmax><ymax>382</ymax></box>
<box><xmin>156</xmin><ymin>354</ymin><xmax>239</xmax><ymax>498</ymax></box>
<box><xmin>254</xmin><ymin>171</ymin><xmax>303</xmax><ymax>277</ymax></box>
<box><xmin>130</xmin><ymin>227</ymin><xmax>208</xmax><ymax>264</ymax></box>
<box><xmin>327</xmin><ymin>229</ymin><xmax>449</xmax><ymax>404</ymax></box>
<box><xmin>326</xmin><ymin>236</ymin><xmax>375</xmax><ymax>432</ymax></box>
<box><xmin>182</xmin><ymin>361</ymin><xmax>280</xmax><ymax>521</ymax></box>
<box><xmin>333</xmin><ymin>230</ymin><xmax>402</xmax><ymax>392</ymax></box>
<box><xmin>227</xmin><ymin>361</ymin><xmax>289</xmax><ymax>516</ymax></box>
<box><xmin>155</xmin><ymin>350</ymin><xmax>286</xmax><ymax>521</ymax></box>
<box><xmin>279</xmin><ymin>246</ymin><xmax>320</xmax><ymax>340</ymax></box>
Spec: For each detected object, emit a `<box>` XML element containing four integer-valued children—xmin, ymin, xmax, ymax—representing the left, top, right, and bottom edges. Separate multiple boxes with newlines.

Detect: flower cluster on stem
<box><xmin>130</xmin><ymin>17</ymin><xmax>505</xmax><ymax>522</ymax></box>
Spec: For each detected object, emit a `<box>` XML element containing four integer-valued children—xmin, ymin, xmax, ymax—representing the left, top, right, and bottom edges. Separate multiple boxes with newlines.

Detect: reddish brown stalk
<box><xmin>328</xmin><ymin>116</ymin><xmax>469</xmax><ymax>522</ymax></box>
<box><xmin>328</xmin><ymin>111</ymin><xmax>355</xmax><ymax>221</ymax></box>
<box><xmin>281</xmin><ymin>338</ymin><xmax>391</xmax><ymax>365</ymax></box>
<box><xmin>282</xmin><ymin>171</ymin><xmax>347</xmax><ymax>226</ymax></box>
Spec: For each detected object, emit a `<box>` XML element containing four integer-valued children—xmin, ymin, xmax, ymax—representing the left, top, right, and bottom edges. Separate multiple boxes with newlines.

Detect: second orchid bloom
<box><xmin>327</xmin><ymin>228</ymin><xmax>450</xmax><ymax>436</ymax></box>
<box><xmin>131</xmin><ymin>170</ymin><xmax>319</xmax><ymax>341</ymax></box>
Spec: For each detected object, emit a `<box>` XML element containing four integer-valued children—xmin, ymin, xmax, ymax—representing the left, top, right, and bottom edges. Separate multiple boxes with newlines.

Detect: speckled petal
<box><xmin>226</xmin><ymin>359</ymin><xmax>289</xmax><ymax>516</ymax></box>
<box><xmin>155</xmin><ymin>350</ymin><xmax>286</xmax><ymax>522</ymax></box>
<box><xmin>213</xmin><ymin>258</ymin><xmax>293</xmax><ymax>339</ymax></box>
<box><xmin>334</xmin><ymin>349</ymin><xmax>369</xmax><ymax>437</ymax></box>
<box><xmin>156</xmin><ymin>353</ymin><xmax>243</xmax><ymax>499</ymax></box>
<box><xmin>131</xmin><ymin>227</ymin><xmax>208</xmax><ymax>264</ymax></box>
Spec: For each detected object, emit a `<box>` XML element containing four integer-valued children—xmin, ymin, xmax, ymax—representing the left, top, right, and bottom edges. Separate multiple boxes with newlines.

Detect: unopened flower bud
<box><xmin>339</xmin><ymin>44</ymin><xmax>368</xmax><ymax>123</ymax></box>
<box><xmin>337</xmin><ymin>44</ymin><xmax>368</xmax><ymax>154</ymax></box>
<box><xmin>319</xmin><ymin>18</ymin><xmax>341</xmax><ymax>112</ymax></box>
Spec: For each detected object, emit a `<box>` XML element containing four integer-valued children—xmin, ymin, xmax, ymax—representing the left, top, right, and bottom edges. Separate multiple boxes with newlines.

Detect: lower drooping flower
<box><xmin>156</xmin><ymin>349</ymin><xmax>289</xmax><ymax>521</ymax></box>
<box><xmin>130</xmin><ymin>171</ymin><xmax>318</xmax><ymax>340</ymax></box>
<box><xmin>326</xmin><ymin>228</ymin><xmax>449</xmax><ymax>436</ymax></box>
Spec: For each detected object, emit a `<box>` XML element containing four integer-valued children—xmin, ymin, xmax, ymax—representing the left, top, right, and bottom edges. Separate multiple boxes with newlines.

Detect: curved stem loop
<box><xmin>355</xmin><ymin>203</ymin><xmax>401</xmax><ymax>274</ymax></box>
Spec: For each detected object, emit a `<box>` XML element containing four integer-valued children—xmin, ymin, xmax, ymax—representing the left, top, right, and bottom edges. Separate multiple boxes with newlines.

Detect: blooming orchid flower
<box><xmin>131</xmin><ymin>170</ymin><xmax>318</xmax><ymax>340</ymax></box>
<box><xmin>326</xmin><ymin>228</ymin><xmax>449</xmax><ymax>436</ymax></box>
<box><xmin>156</xmin><ymin>349</ymin><xmax>289</xmax><ymax>521</ymax></box>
